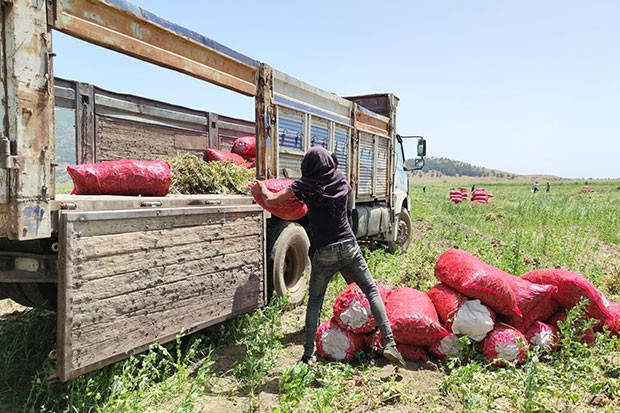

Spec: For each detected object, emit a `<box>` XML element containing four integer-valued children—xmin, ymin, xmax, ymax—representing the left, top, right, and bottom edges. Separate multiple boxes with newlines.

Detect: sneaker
<box><xmin>300</xmin><ymin>355</ymin><xmax>317</xmax><ymax>365</ymax></box>
<box><xmin>383</xmin><ymin>345</ymin><xmax>406</xmax><ymax>369</ymax></box>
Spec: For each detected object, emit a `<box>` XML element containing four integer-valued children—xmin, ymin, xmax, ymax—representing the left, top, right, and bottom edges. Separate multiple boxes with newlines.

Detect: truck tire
<box><xmin>2</xmin><ymin>283</ymin><xmax>57</xmax><ymax>310</ymax></box>
<box><xmin>387</xmin><ymin>208</ymin><xmax>412</xmax><ymax>253</ymax></box>
<box><xmin>267</xmin><ymin>221</ymin><xmax>310</xmax><ymax>306</ymax></box>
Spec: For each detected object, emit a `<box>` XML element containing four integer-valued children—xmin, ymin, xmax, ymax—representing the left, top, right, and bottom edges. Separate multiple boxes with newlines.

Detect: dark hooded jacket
<box><xmin>290</xmin><ymin>146</ymin><xmax>355</xmax><ymax>249</ymax></box>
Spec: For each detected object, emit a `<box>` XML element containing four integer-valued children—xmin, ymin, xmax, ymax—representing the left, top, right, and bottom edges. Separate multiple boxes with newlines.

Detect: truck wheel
<box><xmin>2</xmin><ymin>283</ymin><xmax>57</xmax><ymax>310</ymax></box>
<box><xmin>268</xmin><ymin>222</ymin><xmax>310</xmax><ymax>306</ymax></box>
<box><xmin>387</xmin><ymin>209</ymin><xmax>412</xmax><ymax>253</ymax></box>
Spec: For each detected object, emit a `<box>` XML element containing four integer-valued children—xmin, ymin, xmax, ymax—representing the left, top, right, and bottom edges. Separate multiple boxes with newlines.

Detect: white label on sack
<box><xmin>340</xmin><ymin>300</ymin><xmax>370</xmax><ymax>329</ymax></box>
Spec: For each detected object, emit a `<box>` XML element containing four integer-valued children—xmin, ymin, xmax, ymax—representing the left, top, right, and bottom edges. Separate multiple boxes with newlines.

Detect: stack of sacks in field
<box><xmin>432</xmin><ymin>249</ymin><xmax>617</xmax><ymax>365</ymax></box>
<box><xmin>316</xmin><ymin>283</ymin><xmax>390</xmax><ymax>362</ymax></box>
<box><xmin>315</xmin><ymin>249</ymin><xmax>619</xmax><ymax>366</ymax></box>
<box><xmin>448</xmin><ymin>188</ymin><xmax>467</xmax><ymax>204</ymax></box>
<box><xmin>470</xmin><ymin>188</ymin><xmax>494</xmax><ymax>204</ymax></box>
<box><xmin>316</xmin><ymin>282</ymin><xmax>449</xmax><ymax>363</ymax></box>
<box><xmin>204</xmin><ymin>135</ymin><xmax>256</xmax><ymax>169</ymax></box>
<box><xmin>316</xmin><ymin>282</ymin><xmax>451</xmax><ymax>363</ymax></box>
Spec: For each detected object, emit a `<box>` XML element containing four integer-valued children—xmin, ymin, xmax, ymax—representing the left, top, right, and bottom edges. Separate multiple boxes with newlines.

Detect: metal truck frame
<box><xmin>0</xmin><ymin>0</ymin><xmax>425</xmax><ymax>381</ymax></box>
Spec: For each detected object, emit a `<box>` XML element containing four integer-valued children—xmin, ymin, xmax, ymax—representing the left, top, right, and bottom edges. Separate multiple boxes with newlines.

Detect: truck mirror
<box><xmin>415</xmin><ymin>158</ymin><xmax>425</xmax><ymax>169</ymax></box>
<box><xmin>417</xmin><ymin>138</ymin><xmax>426</xmax><ymax>157</ymax></box>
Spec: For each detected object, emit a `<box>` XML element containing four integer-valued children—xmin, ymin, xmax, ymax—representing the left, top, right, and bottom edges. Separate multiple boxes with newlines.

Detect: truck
<box><xmin>0</xmin><ymin>0</ymin><xmax>426</xmax><ymax>381</ymax></box>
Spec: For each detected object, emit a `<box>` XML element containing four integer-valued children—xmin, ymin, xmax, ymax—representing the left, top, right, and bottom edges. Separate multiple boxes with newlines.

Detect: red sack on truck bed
<box><xmin>521</xmin><ymin>268</ymin><xmax>611</xmax><ymax>321</ymax></box>
<box><xmin>316</xmin><ymin>317</ymin><xmax>366</xmax><ymax>362</ymax></box>
<box><xmin>204</xmin><ymin>148</ymin><xmax>245</xmax><ymax>164</ymax></box>
<box><xmin>250</xmin><ymin>179</ymin><xmax>308</xmax><ymax>221</ymax></box>
<box><xmin>231</xmin><ymin>135</ymin><xmax>256</xmax><ymax>159</ymax></box>
<box><xmin>434</xmin><ymin>249</ymin><xmax>521</xmax><ymax>318</ymax></box>
<box><xmin>333</xmin><ymin>283</ymin><xmax>390</xmax><ymax>334</ymax></box>
<box><xmin>385</xmin><ymin>287</ymin><xmax>450</xmax><ymax>347</ymax></box>
<box><xmin>67</xmin><ymin>159</ymin><xmax>171</xmax><ymax>196</ymax></box>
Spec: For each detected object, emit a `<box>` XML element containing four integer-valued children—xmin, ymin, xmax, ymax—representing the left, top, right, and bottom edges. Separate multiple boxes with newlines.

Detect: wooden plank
<box><xmin>71</xmin><ymin>234</ymin><xmax>262</xmax><ymax>288</ymax></box>
<box><xmin>57</xmin><ymin>205</ymin><xmax>265</xmax><ymax>381</ymax></box>
<box><xmin>76</xmin><ymin>82</ymin><xmax>96</xmax><ymax>164</ymax></box>
<box><xmin>68</xmin><ymin>208</ymin><xmax>262</xmax><ymax>237</ymax></box>
<box><xmin>52</xmin><ymin>0</ymin><xmax>257</xmax><ymax>96</ymax></box>
<box><xmin>96</xmin><ymin>116</ymin><xmax>199</xmax><ymax>161</ymax></box>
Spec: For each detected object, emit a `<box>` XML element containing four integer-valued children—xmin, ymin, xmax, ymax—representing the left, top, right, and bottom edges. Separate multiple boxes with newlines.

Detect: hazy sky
<box><xmin>51</xmin><ymin>1</ymin><xmax>619</xmax><ymax>179</ymax></box>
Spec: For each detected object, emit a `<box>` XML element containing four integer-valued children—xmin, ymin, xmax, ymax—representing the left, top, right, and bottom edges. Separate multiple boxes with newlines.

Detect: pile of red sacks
<box><xmin>448</xmin><ymin>188</ymin><xmax>469</xmax><ymax>204</ymax></box>
<box><xmin>205</xmin><ymin>135</ymin><xmax>256</xmax><ymax>169</ymax></box>
<box><xmin>449</xmin><ymin>188</ymin><xmax>494</xmax><ymax>204</ymax></box>
<box><xmin>315</xmin><ymin>249</ymin><xmax>620</xmax><ymax>366</ymax></box>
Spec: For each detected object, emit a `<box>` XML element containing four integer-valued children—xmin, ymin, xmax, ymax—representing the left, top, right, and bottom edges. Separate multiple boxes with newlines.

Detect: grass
<box><xmin>0</xmin><ymin>179</ymin><xmax>619</xmax><ymax>412</ymax></box>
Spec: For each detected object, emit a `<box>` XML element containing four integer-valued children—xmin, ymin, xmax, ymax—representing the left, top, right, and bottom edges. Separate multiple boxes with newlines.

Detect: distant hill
<box><xmin>406</xmin><ymin>156</ymin><xmax>561</xmax><ymax>182</ymax></box>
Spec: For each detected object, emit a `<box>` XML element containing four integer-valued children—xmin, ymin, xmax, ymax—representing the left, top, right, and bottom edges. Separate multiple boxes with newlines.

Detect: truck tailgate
<box><xmin>56</xmin><ymin>203</ymin><xmax>265</xmax><ymax>381</ymax></box>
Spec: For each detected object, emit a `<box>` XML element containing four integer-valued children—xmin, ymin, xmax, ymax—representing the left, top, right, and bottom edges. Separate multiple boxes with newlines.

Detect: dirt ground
<box><xmin>0</xmin><ymin>298</ymin><xmax>451</xmax><ymax>412</ymax></box>
<box><xmin>192</xmin><ymin>304</ymin><xmax>451</xmax><ymax>412</ymax></box>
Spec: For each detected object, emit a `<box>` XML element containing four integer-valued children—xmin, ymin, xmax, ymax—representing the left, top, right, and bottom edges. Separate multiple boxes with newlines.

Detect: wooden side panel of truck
<box><xmin>57</xmin><ymin>204</ymin><xmax>265</xmax><ymax>380</ymax></box>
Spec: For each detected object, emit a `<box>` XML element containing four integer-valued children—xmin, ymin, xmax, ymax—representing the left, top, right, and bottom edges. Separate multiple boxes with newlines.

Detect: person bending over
<box><xmin>251</xmin><ymin>146</ymin><xmax>406</xmax><ymax>368</ymax></box>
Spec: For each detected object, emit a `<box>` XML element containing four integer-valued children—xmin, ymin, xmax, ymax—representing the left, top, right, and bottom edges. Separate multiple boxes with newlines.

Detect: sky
<box><xmin>51</xmin><ymin>1</ymin><xmax>620</xmax><ymax>179</ymax></box>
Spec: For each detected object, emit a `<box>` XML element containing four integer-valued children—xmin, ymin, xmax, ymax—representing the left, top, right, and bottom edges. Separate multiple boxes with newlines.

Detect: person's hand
<box><xmin>251</xmin><ymin>180</ymin><xmax>265</xmax><ymax>198</ymax></box>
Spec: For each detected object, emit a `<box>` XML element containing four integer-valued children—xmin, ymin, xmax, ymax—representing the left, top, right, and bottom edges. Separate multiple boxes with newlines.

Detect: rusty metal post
<box><xmin>0</xmin><ymin>0</ymin><xmax>54</xmax><ymax>240</ymax></box>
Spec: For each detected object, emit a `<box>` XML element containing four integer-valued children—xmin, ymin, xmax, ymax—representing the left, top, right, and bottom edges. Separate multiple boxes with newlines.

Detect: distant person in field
<box><xmin>546</xmin><ymin>182</ymin><xmax>550</xmax><ymax>192</ymax></box>
<box><xmin>251</xmin><ymin>147</ymin><xmax>406</xmax><ymax>368</ymax></box>
<box><xmin>422</xmin><ymin>186</ymin><xmax>426</xmax><ymax>193</ymax></box>
<box><xmin>532</xmin><ymin>182</ymin><xmax>539</xmax><ymax>193</ymax></box>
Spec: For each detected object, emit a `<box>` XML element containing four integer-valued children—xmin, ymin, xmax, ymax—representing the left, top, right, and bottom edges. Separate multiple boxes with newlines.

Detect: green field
<box><xmin>1</xmin><ymin>180</ymin><xmax>619</xmax><ymax>412</ymax></box>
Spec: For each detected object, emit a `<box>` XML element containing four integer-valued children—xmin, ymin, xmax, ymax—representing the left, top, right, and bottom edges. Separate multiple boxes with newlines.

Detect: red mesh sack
<box><xmin>478</xmin><ymin>323</ymin><xmax>528</xmax><ymax>367</ymax></box>
<box><xmin>249</xmin><ymin>179</ymin><xmax>308</xmax><ymax>221</ymax></box>
<box><xmin>427</xmin><ymin>283</ymin><xmax>495</xmax><ymax>341</ymax></box>
<box><xmin>428</xmin><ymin>334</ymin><xmax>462</xmax><ymax>361</ymax></box>
<box><xmin>524</xmin><ymin>321</ymin><xmax>558</xmax><ymax>353</ymax></box>
<box><xmin>204</xmin><ymin>148</ymin><xmax>245</xmax><ymax>164</ymax></box>
<box><xmin>499</xmin><ymin>275</ymin><xmax>558</xmax><ymax>332</ymax></box>
<box><xmin>363</xmin><ymin>331</ymin><xmax>426</xmax><ymax>362</ymax></box>
<box><xmin>395</xmin><ymin>343</ymin><xmax>428</xmax><ymax>362</ymax></box>
<box><xmin>521</xmin><ymin>268</ymin><xmax>611</xmax><ymax>321</ymax></box>
<box><xmin>241</xmin><ymin>160</ymin><xmax>256</xmax><ymax>169</ymax></box>
<box><xmin>67</xmin><ymin>159</ymin><xmax>171</xmax><ymax>196</ymax></box>
<box><xmin>315</xmin><ymin>317</ymin><xmax>366</xmax><ymax>362</ymax></box>
<box><xmin>434</xmin><ymin>249</ymin><xmax>521</xmax><ymax>318</ymax></box>
<box><xmin>231</xmin><ymin>135</ymin><xmax>256</xmax><ymax>159</ymax></box>
<box><xmin>604</xmin><ymin>302</ymin><xmax>620</xmax><ymax>336</ymax></box>
<box><xmin>385</xmin><ymin>287</ymin><xmax>450</xmax><ymax>347</ymax></box>
<box><xmin>547</xmin><ymin>310</ymin><xmax>596</xmax><ymax>344</ymax></box>
<box><xmin>333</xmin><ymin>283</ymin><xmax>391</xmax><ymax>334</ymax></box>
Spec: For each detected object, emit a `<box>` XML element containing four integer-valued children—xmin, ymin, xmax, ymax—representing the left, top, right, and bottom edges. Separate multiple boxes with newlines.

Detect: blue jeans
<box><xmin>303</xmin><ymin>239</ymin><xmax>396</xmax><ymax>358</ymax></box>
